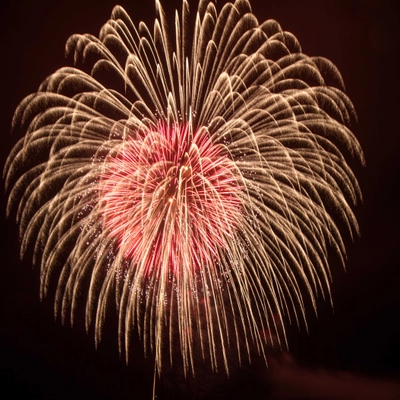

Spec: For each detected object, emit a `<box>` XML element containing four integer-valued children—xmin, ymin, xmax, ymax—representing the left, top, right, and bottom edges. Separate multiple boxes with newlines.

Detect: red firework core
<box><xmin>100</xmin><ymin>122</ymin><xmax>243</xmax><ymax>277</ymax></box>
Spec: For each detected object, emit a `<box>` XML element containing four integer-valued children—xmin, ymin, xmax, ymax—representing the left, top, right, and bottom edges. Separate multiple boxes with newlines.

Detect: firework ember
<box><xmin>100</xmin><ymin>122</ymin><xmax>243</xmax><ymax>271</ymax></box>
<box><xmin>4</xmin><ymin>0</ymin><xmax>364</xmax><ymax>377</ymax></box>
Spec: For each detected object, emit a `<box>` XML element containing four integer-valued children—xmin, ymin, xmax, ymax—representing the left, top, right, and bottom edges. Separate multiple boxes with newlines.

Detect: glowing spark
<box><xmin>100</xmin><ymin>122</ymin><xmax>243</xmax><ymax>274</ymax></box>
<box><xmin>4</xmin><ymin>0</ymin><xmax>364</xmax><ymax>377</ymax></box>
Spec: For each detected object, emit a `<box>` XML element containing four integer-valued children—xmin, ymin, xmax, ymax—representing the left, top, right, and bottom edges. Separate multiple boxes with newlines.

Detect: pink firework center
<box><xmin>100</xmin><ymin>122</ymin><xmax>243</xmax><ymax>277</ymax></box>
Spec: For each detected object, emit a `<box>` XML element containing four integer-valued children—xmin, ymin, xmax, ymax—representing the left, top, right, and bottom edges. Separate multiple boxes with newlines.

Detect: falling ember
<box><xmin>100</xmin><ymin>122</ymin><xmax>243</xmax><ymax>276</ymax></box>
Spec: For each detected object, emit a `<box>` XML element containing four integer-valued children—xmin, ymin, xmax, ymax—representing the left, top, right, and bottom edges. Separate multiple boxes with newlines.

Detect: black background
<box><xmin>1</xmin><ymin>0</ymin><xmax>399</xmax><ymax>398</ymax></box>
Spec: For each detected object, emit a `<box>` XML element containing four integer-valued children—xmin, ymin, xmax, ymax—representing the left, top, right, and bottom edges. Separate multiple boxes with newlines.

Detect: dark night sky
<box><xmin>1</xmin><ymin>0</ymin><xmax>399</xmax><ymax>399</ymax></box>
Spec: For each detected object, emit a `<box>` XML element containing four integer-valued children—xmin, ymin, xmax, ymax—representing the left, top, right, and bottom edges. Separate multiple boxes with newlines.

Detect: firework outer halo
<box><xmin>4</xmin><ymin>0</ymin><xmax>364</xmax><ymax>375</ymax></box>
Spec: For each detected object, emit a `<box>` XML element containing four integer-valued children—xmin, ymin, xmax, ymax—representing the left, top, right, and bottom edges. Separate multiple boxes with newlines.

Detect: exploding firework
<box><xmin>4</xmin><ymin>0</ymin><xmax>363</xmax><ymax>376</ymax></box>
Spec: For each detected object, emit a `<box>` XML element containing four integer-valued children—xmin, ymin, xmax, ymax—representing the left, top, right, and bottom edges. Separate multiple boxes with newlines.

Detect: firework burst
<box><xmin>4</xmin><ymin>0</ymin><xmax>364</xmax><ymax>376</ymax></box>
